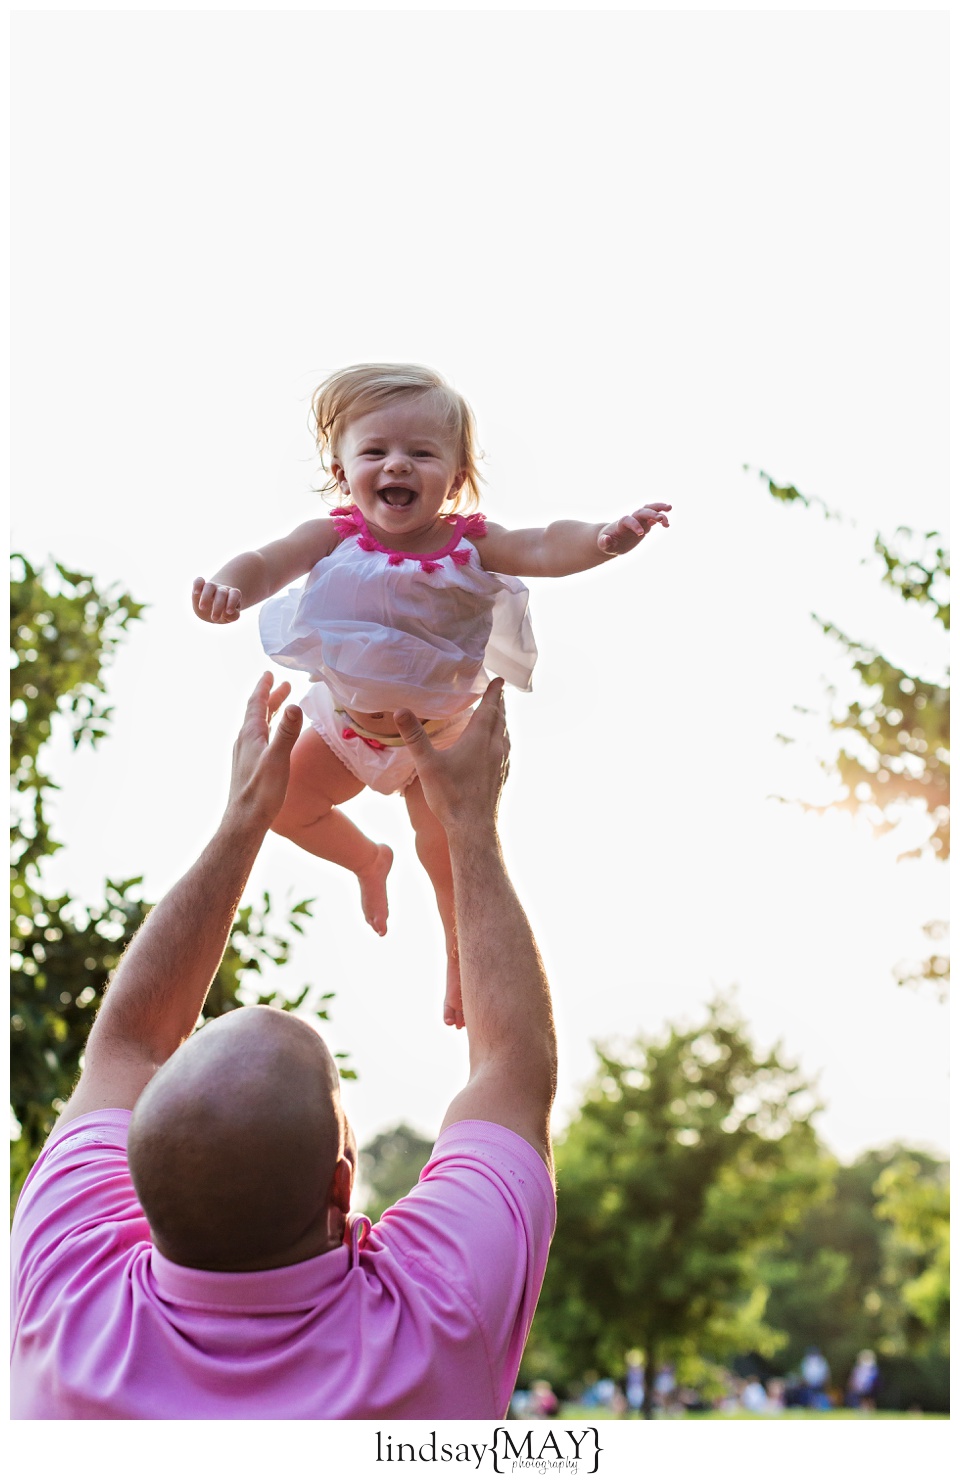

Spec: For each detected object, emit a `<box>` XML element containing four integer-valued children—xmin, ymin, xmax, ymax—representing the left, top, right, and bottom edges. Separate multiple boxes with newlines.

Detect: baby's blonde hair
<box><xmin>311</xmin><ymin>363</ymin><xmax>483</xmax><ymax>513</ymax></box>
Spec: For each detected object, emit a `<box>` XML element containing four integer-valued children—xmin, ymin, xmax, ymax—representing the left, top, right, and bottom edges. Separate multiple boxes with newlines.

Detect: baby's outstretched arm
<box><xmin>193</xmin><ymin>519</ymin><xmax>338</xmax><ymax>624</ymax></box>
<box><xmin>596</xmin><ymin>503</ymin><xmax>672</xmax><ymax>556</ymax></box>
<box><xmin>475</xmin><ymin>505</ymin><xmax>671</xmax><ymax>578</ymax></box>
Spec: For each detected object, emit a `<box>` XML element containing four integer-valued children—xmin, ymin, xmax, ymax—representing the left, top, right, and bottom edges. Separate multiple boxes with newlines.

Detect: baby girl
<box><xmin>194</xmin><ymin>364</ymin><xmax>670</xmax><ymax>1026</ymax></box>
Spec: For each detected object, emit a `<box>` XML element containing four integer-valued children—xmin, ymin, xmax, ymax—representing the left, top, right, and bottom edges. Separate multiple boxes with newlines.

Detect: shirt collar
<box><xmin>149</xmin><ymin>1214</ymin><xmax>371</xmax><ymax>1310</ymax></box>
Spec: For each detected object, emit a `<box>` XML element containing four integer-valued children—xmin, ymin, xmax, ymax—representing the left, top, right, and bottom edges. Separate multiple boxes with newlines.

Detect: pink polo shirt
<box><xmin>10</xmin><ymin>1112</ymin><xmax>555</xmax><ymax>1420</ymax></box>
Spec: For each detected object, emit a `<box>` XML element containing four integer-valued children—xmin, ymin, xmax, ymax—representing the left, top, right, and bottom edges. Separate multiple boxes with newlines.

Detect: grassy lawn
<box><xmin>556</xmin><ymin>1406</ymin><xmax>945</xmax><ymax>1420</ymax></box>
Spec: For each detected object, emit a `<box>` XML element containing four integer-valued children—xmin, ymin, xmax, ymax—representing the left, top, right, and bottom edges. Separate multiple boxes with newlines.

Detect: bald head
<box><xmin>128</xmin><ymin>1007</ymin><xmax>351</xmax><ymax>1271</ymax></box>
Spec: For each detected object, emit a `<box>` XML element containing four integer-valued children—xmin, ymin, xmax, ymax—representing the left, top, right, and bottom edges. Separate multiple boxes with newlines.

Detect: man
<box><xmin>11</xmin><ymin>674</ymin><xmax>557</xmax><ymax>1419</ymax></box>
<box><xmin>800</xmin><ymin>1346</ymin><xmax>831</xmax><ymax>1409</ymax></box>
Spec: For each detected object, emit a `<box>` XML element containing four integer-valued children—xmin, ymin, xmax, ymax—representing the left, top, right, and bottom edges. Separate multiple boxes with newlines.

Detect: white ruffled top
<box><xmin>259</xmin><ymin>506</ymin><xmax>538</xmax><ymax>718</ymax></box>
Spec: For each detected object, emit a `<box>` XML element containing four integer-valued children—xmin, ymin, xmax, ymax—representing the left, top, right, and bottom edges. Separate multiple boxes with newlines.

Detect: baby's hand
<box><xmin>598</xmin><ymin>503</ymin><xmax>672</xmax><ymax>556</ymax></box>
<box><xmin>193</xmin><ymin>577</ymin><xmax>242</xmax><ymax>624</ymax></box>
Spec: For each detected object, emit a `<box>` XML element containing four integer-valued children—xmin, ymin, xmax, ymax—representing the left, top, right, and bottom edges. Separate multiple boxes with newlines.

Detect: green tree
<box><xmin>762</xmin><ymin>1148</ymin><xmax>923</xmax><ymax>1365</ymax></box>
<box><xmin>360</xmin><ymin>1122</ymin><xmax>436</xmax><ymax>1221</ymax></box>
<box><xmin>757</xmin><ymin>1144</ymin><xmax>949</xmax><ymax>1412</ymax></box>
<box><xmin>755</xmin><ymin>474</ymin><xmax>949</xmax><ymax>997</ymax></box>
<box><xmin>528</xmin><ymin>998</ymin><xmax>826</xmax><ymax>1415</ymax></box>
<box><xmin>874</xmin><ymin>1156</ymin><xmax>949</xmax><ymax>1357</ymax></box>
<box><xmin>11</xmin><ymin>555</ymin><xmax>146</xmax><ymax>883</ymax></box>
<box><xmin>10</xmin><ymin>555</ymin><xmax>349</xmax><ymax>1204</ymax></box>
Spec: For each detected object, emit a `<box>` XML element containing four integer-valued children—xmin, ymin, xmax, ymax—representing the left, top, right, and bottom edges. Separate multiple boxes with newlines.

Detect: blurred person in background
<box><xmin>801</xmin><ymin>1345</ymin><xmax>831</xmax><ymax>1409</ymax></box>
<box><xmin>740</xmin><ymin>1375</ymin><xmax>770</xmax><ymax>1413</ymax></box>
<box><xmin>531</xmin><ymin>1379</ymin><xmax>558</xmax><ymax>1417</ymax></box>
<box><xmin>846</xmin><ymin>1349</ymin><xmax>880</xmax><ymax>1411</ymax></box>
<box><xmin>624</xmin><ymin>1350</ymin><xmax>645</xmax><ymax>1415</ymax></box>
<box><xmin>766</xmin><ymin>1376</ymin><xmax>786</xmax><ymax>1413</ymax></box>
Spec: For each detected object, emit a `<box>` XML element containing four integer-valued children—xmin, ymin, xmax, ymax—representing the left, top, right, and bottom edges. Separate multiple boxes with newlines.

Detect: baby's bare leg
<box><xmin>272</xmin><ymin>727</ymin><xmax>393</xmax><ymax>936</ymax></box>
<box><xmin>405</xmin><ymin>777</ymin><xmax>462</xmax><ymax>1029</ymax></box>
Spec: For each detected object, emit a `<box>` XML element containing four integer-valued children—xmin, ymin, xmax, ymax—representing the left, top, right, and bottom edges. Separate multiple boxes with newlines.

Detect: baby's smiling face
<box><xmin>332</xmin><ymin>396</ymin><xmax>465</xmax><ymax>551</ymax></box>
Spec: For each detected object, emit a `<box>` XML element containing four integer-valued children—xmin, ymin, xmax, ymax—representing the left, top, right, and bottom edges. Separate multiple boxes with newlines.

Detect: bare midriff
<box><xmin>343</xmin><ymin>701</ymin><xmax>473</xmax><ymax>737</ymax></box>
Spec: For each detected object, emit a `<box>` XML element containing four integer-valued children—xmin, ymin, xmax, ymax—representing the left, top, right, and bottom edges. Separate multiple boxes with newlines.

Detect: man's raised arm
<box><xmin>394</xmin><ymin>683</ymin><xmax>557</xmax><ymax>1177</ymax></box>
<box><xmin>56</xmin><ymin>675</ymin><xmax>303</xmax><ymax>1128</ymax></box>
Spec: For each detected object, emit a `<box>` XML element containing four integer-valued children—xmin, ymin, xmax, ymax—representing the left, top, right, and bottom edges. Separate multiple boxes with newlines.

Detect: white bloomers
<box><xmin>301</xmin><ymin>683</ymin><xmax>473</xmax><ymax>796</ymax></box>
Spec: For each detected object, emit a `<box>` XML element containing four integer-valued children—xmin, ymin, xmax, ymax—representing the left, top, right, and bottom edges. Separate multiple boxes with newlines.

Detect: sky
<box><xmin>9</xmin><ymin>5</ymin><xmax>951</xmax><ymax>1469</ymax></box>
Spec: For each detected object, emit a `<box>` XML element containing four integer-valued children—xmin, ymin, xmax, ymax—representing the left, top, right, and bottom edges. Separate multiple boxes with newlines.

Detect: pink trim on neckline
<box><xmin>332</xmin><ymin>505</ymin><xmax>474</xmax><ymax>562</ymax></box>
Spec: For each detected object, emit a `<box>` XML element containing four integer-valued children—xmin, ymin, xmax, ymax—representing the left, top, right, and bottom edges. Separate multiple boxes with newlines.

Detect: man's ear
<box><xmin>330</xmin><ymin>1155</ymin><xmax>353</xmax><ymax>1215</ymax></box>
<box><xmin>324</xmin><ymin>1156</ymin><xmax>353</xmax><ymax>1247</ymax></box>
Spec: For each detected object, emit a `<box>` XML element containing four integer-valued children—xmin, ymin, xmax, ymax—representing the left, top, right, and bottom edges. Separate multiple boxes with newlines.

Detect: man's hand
<box><xmin>398</xmin><ymin>680</ymin><xmax>556</xmax><ymax>1172</ymax></box>
<box><xmin>598</xmin><ymin>502</ymin><xmax>672</xmax><ymax>556</ymax></box>
<box><xmin>393</xmin><ymin>680</ymin><xmax>509</xmax><ymax>838</ymax></box>
<box><xmin>193</xmin><ymin>577</ymin><xmax>243</xmax><ymax>623</ymax></box>
<box><xmin>56</xmin><ymin>674</ymin><xmax>304</xmax><ymax>1126</ymax></box>
<box><xmin>228</xmin><ymin>673</ymin><xmax>304</xmax><ymax>829</ymax></box>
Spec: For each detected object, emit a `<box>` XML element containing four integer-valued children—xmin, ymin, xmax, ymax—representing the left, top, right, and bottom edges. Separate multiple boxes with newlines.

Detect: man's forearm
<box><xmin>89</xmin><ymin>808</ymin><xmax>267</xmax><ymax>1063</ymax></box>
<box><xmin>447</xmin><ymin>826</ymin><xmax>557</xmax><ymax>1091</ymax></box>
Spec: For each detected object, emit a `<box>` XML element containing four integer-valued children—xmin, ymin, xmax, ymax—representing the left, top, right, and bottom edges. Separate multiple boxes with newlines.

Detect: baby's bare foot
<box><xmin>357</xmin><ymin>844</ymin><xmax>393</xmax><ymax>936</ymax></box>
<box><xmin>443</xmin><ymin>952</ymin><xmax>464</xmax><ymax>1030</ymax></box>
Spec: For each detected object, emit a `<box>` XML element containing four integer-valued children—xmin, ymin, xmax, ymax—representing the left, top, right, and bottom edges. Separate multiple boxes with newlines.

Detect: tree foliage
<box><xmin>528</xmin><ymin>998</ymin><xmax>826</xmax><ymax>1414</ymax></box>
<box><xmin>11</xmin><ymin>555</ymin><xmax>146</xmax><ymax>880</ymax></box>
<box><xmin>527</xmin><ymin>998</ymin><xmax>950</xmax><ymax>1413</ymax></box>
<box><xmin>10</xmin><ymin>555</ymin><xmax>349</xmax><ymax>1204</ymax></box>
<box><xmin>759</xmin><ymin>1145</ymin><xmax>949</xmax><ymax>1412</ymax></box>
<box><xmin>874</xmin><ymin>1156</ymin><xmax>949</xmax><ymax>1354</ymax></box>
<box><xmin>754</xmin><ymin>473</ymin><xmax>949</xmax><ymax>997</ymax></box>
<box><xmin>360</xmin><ymin>1122</ymin><xmax>436</xmax><ymax>1221</ymax></box>
<box><xmin>758</xmin><ymin>473</ymin><xmax>949</xmax><ymax>628</ymax></box>
<box><xmin>814</xmin><ymin>623</ymin><xmax>949</xmax><ymax>858</ymax></box>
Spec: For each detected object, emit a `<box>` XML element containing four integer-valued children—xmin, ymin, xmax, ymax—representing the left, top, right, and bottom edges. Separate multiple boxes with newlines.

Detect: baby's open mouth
<box><xmin>378</xmin><ymin>486</ymin><xmax>416</xmax><ymax>508</ymax></box>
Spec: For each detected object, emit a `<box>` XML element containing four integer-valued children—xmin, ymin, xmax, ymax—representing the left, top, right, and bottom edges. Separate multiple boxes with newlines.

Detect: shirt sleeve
<box><xmin>11</xmin><ymin>1111</ymin><xmax>147</xmax><ymax>1321</ymax></box>
<box><xmin>372</xmin><ymin>1120</ymin><xmax>556</xmax><ymax>1414</ymax></box>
